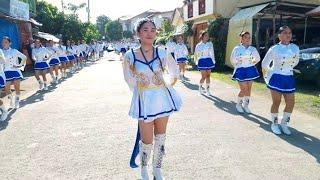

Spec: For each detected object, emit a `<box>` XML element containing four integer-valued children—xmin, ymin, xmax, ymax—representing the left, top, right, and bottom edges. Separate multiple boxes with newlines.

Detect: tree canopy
<box><xmin>35</xmin><ymin>1</ymin><xmax>99</xmax><ymax>43</ymax></box>
<box><xmin>105</xmin><ymin>21</ymin><xmax>123</xmax><ymax>41</ymax></box>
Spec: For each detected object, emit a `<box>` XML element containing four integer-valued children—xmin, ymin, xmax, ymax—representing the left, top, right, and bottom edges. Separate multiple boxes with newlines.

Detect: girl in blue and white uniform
<box><xmin>123</xmin><ymin>18</ymin><xmax>181</xmax><ymax>180</ymax></box>
<box><xmin>194</xmin><ymin>30</ymin><xmax>215</xmax><ymax>96</ymax></box>
<box><xmin>57</xmin><ymin>40</ymin><xmax>68</xmax><ymax>78</ymax></box>
<box><xmin>71</xmin><ymin>41</ymin><xmax>80</xmax><ymax>70</ymax></box>
<box><xmin>0</xmin><ymin>48</ymin><xmax>8</xmax><ymax>121</ymax></box>
<box><xmin>262</xmin><ymin>26</ymin><xmax>299</xmax><ymax>135</ymax></box>
<box><xmin>174</xmin><ymin>35</ymin><xmax>189</xmax><ymax>80</ymax></box>
<box><xmin>47</xmin><ymin>40</ymin><xmax>60</xmax><ymax>84</ymax></box>
<box><xmin>32</xmin><ymin>39</ymin><xmax>51</xmax><ymax>90</ymax></box>
<box><xmin>2</xmin><ymin>36</ymin><xmax>27</xmax><ymax>109</ymax></box>
<box><xmin>66</xmin><ymin>40</ymin><xmax>76</xmax><ymax>73</ymax></box>
<box><xmin>231</xmin><ymin>32</ymin><xmax>260</xmax><ymax>114</ymax></box>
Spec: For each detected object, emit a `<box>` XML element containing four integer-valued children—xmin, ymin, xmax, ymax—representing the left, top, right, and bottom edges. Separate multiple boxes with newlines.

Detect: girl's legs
<box><xmin>270</xmin><ymin>90</ymin><xmax>282</xmax><ymax>135</ymax></box>
<box><xmin>280</xmin><ymin>93</ymin><xmax>295</xmax><ymax>135</ymax></box>
<box><xmin>5</xmin><ymin>82</ymin><xmax>14</xmax><ymax>106</ymax></box>
<box><xmin>199</xmin><ymin>71</ymin><xmax>206</xmax><ymax>94</ymax></box>
<box><xmin>139</xmin><ymin>116</ymin><xmax>169</xmax><ymax>179</ymax></box>
<box><xmin>242</xmin><ymin>81</ymin><xmax>253</xmax><ymax>113</ymax></box>
<box><xmin>13</xmin><ymin>80</ymin><xmax>21</xmax><ymax>108</ymax></box>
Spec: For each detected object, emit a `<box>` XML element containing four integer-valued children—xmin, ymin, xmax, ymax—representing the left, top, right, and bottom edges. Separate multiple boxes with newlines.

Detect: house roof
<box><xmin>306</xmin><ymin>6</ymin><xmax>320</xmax><ymax>16</ymax></box>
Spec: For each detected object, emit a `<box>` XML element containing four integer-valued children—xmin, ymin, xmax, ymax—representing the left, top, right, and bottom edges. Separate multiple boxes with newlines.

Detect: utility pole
<box><xmin>87</xmin><ymin>0</ymin><xmax>90</xmax><ymax>23</ymax></box>
<box><xmin>61</xmin><ymin>0</ymin><xmax>64</xmax><ymax>13</ymax></box>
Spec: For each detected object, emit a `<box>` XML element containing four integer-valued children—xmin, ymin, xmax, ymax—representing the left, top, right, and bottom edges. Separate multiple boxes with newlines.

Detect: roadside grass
<box><xmin>191</xmin><ymin>70</ymin><xmax>320</xmax><ymax>118</ymax></box>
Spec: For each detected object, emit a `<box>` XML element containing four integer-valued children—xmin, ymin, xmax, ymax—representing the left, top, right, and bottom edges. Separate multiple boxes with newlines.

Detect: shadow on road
<box><xmin>183</xmin><ymin>80</ymin><xmax>320</xmax><ymax>164</ymax></box>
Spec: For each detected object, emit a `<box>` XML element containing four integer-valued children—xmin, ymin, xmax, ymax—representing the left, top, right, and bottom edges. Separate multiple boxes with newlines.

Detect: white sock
<box><xmin>244</xmin><ymin>96</ymin><xmax>250</xmax><ymax>105</ymax></box>
<box><xmin>199</xmin><ymin>83</ymin><xmax>203</xmax><ymax>88</ymax></box>
<box><xmin>237</xmin><ymin>96</ymin><xmax>243</xmax><ymax>105</ymax></box>
<box><xmin>271</xmin><ymin>113</ymin><xmax>279</xmax><ymax>124</ymax></box>
<box><xmin>206</xmin><ymin>83</ymin><xmax>210</xmax><ymax>89</ymax></box>
<box><xmin>282</xmin><ymin>112</ymin><xmax>291</xmax><ymax>124</ymax></box>
<box><xmin>0</xmin><ymin>104</ymin><xmax>6</xmax><ymax>111</ymax></box>
<box><xmin>51</xmin><ymin>74</ymin><xmax>55</xmax><ymax>79</ymax></box>
<box><xmin>15</xmin><ymin>94</ymin><xmax>20</xmax><ymax>100</ymax></box>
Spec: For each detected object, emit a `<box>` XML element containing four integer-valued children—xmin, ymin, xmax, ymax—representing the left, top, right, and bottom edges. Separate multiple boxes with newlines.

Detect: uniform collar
<box><xmin>3</xmin><ymin>47</ymin><xmax>11</xmax><ymax>51</ymax></box>
<box><xmin>240</xmin><ymin>43</ymin><xmax>250</xmax><ymax>49</ymax></box>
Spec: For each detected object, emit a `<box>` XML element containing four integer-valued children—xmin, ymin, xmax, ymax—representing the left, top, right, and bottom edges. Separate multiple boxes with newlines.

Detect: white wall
<box><xmin>183</xmin><ymin>0</ymin><xmax>214</xmax><ymax>21</ymax></box>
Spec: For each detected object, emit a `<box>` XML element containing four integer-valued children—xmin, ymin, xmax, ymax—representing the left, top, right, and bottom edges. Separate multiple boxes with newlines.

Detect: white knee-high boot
<box><xmin>140</xmin><ymin>141</ymin><xmax>152</xmax><ymax>180</ymax></box>
<box><xmin>153</xmin><ymin>134</ymin><xmax>166</xmax><ymax>180</ymax></box>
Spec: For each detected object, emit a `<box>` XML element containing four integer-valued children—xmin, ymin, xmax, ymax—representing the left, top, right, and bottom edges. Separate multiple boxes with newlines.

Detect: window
<box><xmin>199</xmin><ymin>0</ymin><xmax>205</xmax><ymax>15</ymax></box>
<box><xmin>188</xmin><ymin>3</ymin><xmax>193</xmax><ymax>18</ymax></box>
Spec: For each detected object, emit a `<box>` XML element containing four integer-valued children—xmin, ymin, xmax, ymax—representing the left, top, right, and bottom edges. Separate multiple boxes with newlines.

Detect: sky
<box><xmin>44</xmin><ymin>0</ymin><xmax>183</xmax><ymax>23</ymax></box>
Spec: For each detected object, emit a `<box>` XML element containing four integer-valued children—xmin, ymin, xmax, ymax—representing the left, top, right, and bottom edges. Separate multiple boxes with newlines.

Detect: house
<box><xmin>225</xmin><ymin>0</ymin><xmax>320</xmax><ymax>67</ymax></box>
<box><xmin>181</xmin><ymin>0</ymin><xmax>320</xmax><ymax>66</ymax></box>
<box><xmin>119</xmin><ymin>9</ymin><xmax>174</xmax><ymax>34</ymax></box>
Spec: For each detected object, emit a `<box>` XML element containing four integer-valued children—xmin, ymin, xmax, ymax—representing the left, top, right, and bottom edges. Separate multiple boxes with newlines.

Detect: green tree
<box><xmin>35</xmin><ymin>1</ymin><xmax>64</xmax><ymax>35</ymax></box>
<box><xmin>123</xmin><ymin>30</ymin><xmax>133</xmax><ymax>39</ymax></box>
<box><xmin>105</xmin><ymin>20</ymin><xmax>123</xmax><ymax>41</ymax></box>
<box><xmin>207</xmin><ymin>17</ymin><xmax>228</xmax><ymax>70</ymax></box>
<box><xmin>96</xmin><ymin>15</ymin><xmax>111</xmax><ymax>39</ymax></box>
<box><xmin>82</xmin><ymin>23</ymin><xmax>99</xmax><ymax>43</ymax></box>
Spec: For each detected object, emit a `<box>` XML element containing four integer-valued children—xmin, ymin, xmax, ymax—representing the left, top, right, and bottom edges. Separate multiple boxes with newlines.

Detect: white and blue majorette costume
<box><xmin>231</xmin><ymin>44</ymin><xmax>260</xmax><ymax>81</ymax></box>
<box><xmin>195</xmin><ymin>41</ymin><xmax>215</xmax><ymax>71</ymax></box>
<box><xmin>174</xmin><ymin>43</ymin><xmax>188</xmax><ymax>64</ymax></box>
<box><xmin>165</xmin><ymin>40</ymin><xmax>176</xmax><ymax>59</ymax></box>
<box><xmin>2</xmin><ymin>47</ymin><xmax>27</xmax><ymax>81</ymax></box>
<box><xmin>262</xmin><ymin>43</ymin><xmax>299</xmax><ymax>93</ymax></box>
<box><xmin>66</xmin><ymin>46</ymin><xmax>76</xmax><ymax>61</ymax></box>
<box><xmin>0</xmin><ymin>50</ymin><xmax>7</xmax><ymax>88</ymax></box>
<box><xmin>32</xmin><ymin>47</ymin><xmax>51</xmax><ymax>70</ymax></box>
<box><xmin>72</xmin><ymin>45</ymin><xmax>80</xmax><ymax>59</ymax></box>
<box><xmin>56</xmin><ymin>45</ymin><xmax>68</xmax><ymax>63</ymax></box>
<box><xmin>123</xmin><ymin>46</ymin><xmax>182</xmax><ymax>168</ymax></box>
<box><xmin>47</xmin><ymin>46</ymin><xmax>60</xmax><ymax>66</ymax></box>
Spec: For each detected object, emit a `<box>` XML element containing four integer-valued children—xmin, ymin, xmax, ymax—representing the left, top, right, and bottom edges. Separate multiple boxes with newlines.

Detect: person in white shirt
<box><xmin>262</xmin><ymin>26</ymin><xmax>299</xmax><ymax>135</ymax></box>
<box><xmin>57</xmin><ymin>40</ymin><xmax>68</xmax><ymax>78</ymax></box>
<box><xmin>174</xmin><ymin>35</ymin><xmax>189</xmax><ymax>80</ymax></box>
<box><xmin>47</xmin><ymin>40</ymin><xmax>60</xmax><ymax>83</ymax></box>
<box><xmin>66</xmin><ymin>40</ymin><xmax>76</xmax><ymax>73</ymax></box>
<box><xmin>230</xmin><ymin>32</ymin><xmax>260</xmax><ymax>114</ymax></box>
<box><xmin>0</xmin><ymin>48</ymin><xmax>8</xmax><ymax>121</ymax></box>
<box><xmin>32</xmin><ymin>39</ymin><xmax>51</xmax><ymax>90</ymax></box>
<box><xmin>123</xmin><ymin>18</ymin><xmax>181</xmax><ymax>180</ymax></box>
<box><xmin>71</xmin><ymin>41</ymin><xmax>80</xmax><ymax>70</ymax></box>
<box><xmin>2</xmin><ymin>36</ymin><xmax>27</xmax><ymax>109</ymax></box>
<box><xmin>194</xmin><ymin>30</ymin><xmax>215</xmax><ymax>96</ymax></box>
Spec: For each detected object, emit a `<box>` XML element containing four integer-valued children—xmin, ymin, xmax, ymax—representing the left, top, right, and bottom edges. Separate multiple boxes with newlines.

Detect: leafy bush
<box><xmin>207</xmin><ymin>17</ymin><xmax>229</xmax><ymax>71</ymax></box>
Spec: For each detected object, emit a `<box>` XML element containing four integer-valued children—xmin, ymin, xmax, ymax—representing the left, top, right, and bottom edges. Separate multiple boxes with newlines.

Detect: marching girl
<box><xmin>66</xmin><ymin>40</ymin><xmax>75</xmax><ymax>73</ymax></box>
<box><xmin>47</xmin><ymin>40</ymin><xmax>60</xmax><ymax>84</ymax></box>
<box><xmin>123</xmin><ymin>18</ymin><xmax>182</xmax><ymax>179</ymax></box>
<box><xmin>262</xmin><ymin>26</ymin><xmax>299</xmax><ymax>135</ymax></box>
<box><xmin>57</xmin><ymin>40</ymin><xmax>68</xmax><ymax>78</ymax></box>
<box><xmin>174</xmin><ymin>35</ymin><xmax>189</xmax><ymax>80</ymax></box>
<box><xmin>32</xmin><ymin>39</ymin><xmax>52</xmax><ymax>90</ymax></box>
<box><xmin>194</xmin><ymin>30</ymin><xmax>215</xmax><ymax>96</ymax></box>
<box><xmin>230</xmin><ymin>32</ymin><xmax>260</xmax><ymax>113</ymax></box>
<box><xmin>71</xmin><ymin>41</ymin><xmax>80</xmax><ymax>70</ymax></box>
<box><xmin>2</xmin><ymin>36</ymin><xmax>27</xmax><ymax>109</ymax></box>
<box><xmin>0</xmin><ymin>49</ymin><xmax>8</xmax><ymax>121</ymax></box>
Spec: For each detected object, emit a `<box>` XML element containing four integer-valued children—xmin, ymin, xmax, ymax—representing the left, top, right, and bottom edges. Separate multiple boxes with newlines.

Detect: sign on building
<box><xmin>10</xmin><ymin>0</ymin><xmax>30</xmax><ymax>20</ymax></box>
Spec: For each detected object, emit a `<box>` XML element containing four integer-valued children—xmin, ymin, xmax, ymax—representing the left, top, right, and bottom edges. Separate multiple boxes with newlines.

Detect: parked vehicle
<box><xmin>295</xmin><ymin>47</ymin><xmax>320</xmax><ymax>88</ymax></box>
